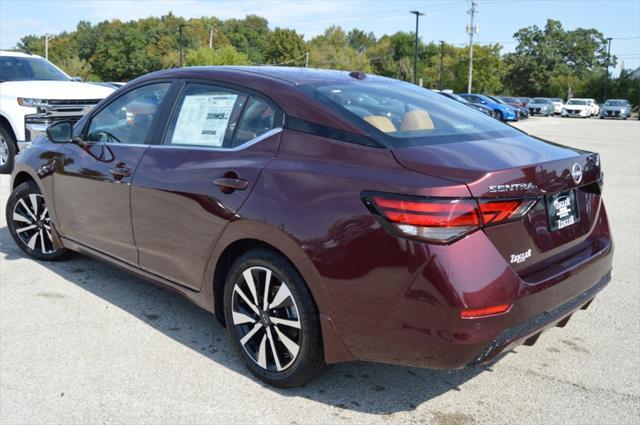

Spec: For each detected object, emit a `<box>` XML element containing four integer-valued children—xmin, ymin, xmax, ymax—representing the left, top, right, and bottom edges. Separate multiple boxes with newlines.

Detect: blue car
<box><xmin>457</xmin><ymin>93</ymin><xmax>519</xmax><ymax>122</ymax></box>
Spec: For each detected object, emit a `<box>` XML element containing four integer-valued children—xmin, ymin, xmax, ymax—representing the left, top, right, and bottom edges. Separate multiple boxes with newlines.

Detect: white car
<box><xmin>561</xmin><ymin>98</ymin><xmax>591</xmax><ymax>118</ymax></box>
<box><xmin>0</xmin><ymin>51</ymin><xmax>115</xmax><ymax>173</ymax></box>
<box><xmin>586</xmin><ymin>99</ymin><xmax>600</xmax><ymax>116</ymax></box>
<box><xmin>550</xmin><ymin>98</ymin><xmax>564</xmax><ymax>114</ymax></box>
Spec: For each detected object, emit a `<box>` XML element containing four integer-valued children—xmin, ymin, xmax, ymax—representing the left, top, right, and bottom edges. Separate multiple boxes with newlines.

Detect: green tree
<box><xmin>57</xmin><ymin>56</ymin><xmax>98</xmax><ymax>81</ymax></box>
<box><xmin>347</xmin><ymin>29</ymin><xmax>376</xmax><ymax>53</ymax></box>
<box><xmin>222</xmin><ymin>15</ymin><xmax>270</xmax><ymax>63</ymax></box>
<box><xmin>503</xmin><ymin>19</ymin><xmax>612</xmax><ymax>96</ymax></box>
<box><xmin>264</xmin><ymin>28</ymin><xmax>305</xmax><ymax>65</ymax></box>
<box><xmin>307</xmin><ymin>26</ymin><xmax>371</xmax><ymax>71</ymax></box>
<box><xmin>185</xmin><ymin>45</ymin><xmax>250</xmax><ymax>66</ymax></box>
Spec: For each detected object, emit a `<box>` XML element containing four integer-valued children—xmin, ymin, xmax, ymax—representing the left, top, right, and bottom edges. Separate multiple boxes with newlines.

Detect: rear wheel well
<box><xmin>213</xmin><ymin>239</ymin><xmax>304</xmax><ymax>326</ymax></box>
<box><xmin>0</xmin><ymin>115</ymin><xmax>17</xmax><ymax>146</ymax></box>
<box><xmin>12</xmin><ymin>171</ymin><xmax>35</xmax><ymax>191</ymax></box>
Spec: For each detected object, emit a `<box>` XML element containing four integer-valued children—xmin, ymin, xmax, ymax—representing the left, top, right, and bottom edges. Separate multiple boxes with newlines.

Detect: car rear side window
<box><xmin>87</xmin><ymin>83</ymin><xmax>170</xmax><ymax>144</ymax></box>
<box><xmin>165</xmin><ymin>83</ymin><xmax>248</xmax><ymax>148</ymax></box>
<box><xmin>304</xmin><ymin>81</ymin><xmax>519</xmax><ymax>147</ymax></box>
<box><xmin>231</xmin><ymin>97</ymin><xmax>280</xmax><ymax>148</ymax></box>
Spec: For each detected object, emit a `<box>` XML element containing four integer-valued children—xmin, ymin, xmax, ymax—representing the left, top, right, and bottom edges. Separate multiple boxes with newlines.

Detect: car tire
<box><xmin>0</xmin><ymin>125</ymin><xmax>17</xmax><ymax>174</ymax></box>
<box><xmin>6</xmin><ymin>181</ymin><xmax>68</xmax><ymax>261</ymax></box>
<box><xmin>223</xmin><ymin>248</ymin><xmax>325</xmax><ymax>387</ymax></box>
<box><xmin>496</xmin><ymin>110</ymin><xmax>504</xmax><ymax>121</ymax></box>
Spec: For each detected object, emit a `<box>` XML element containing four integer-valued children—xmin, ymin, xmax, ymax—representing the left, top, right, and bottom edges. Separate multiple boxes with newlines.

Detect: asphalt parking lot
<box><xmin>0</xmin><ymin>117</ymin><xmax>638</xmax><ymax>425</ymax></box>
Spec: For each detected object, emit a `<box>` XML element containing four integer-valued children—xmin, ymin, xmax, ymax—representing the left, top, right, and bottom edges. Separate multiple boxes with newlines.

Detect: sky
<box><xmin>1</xmin><ymin>0</ymin><xmax>639</xmax><ymax>74</ymax></box>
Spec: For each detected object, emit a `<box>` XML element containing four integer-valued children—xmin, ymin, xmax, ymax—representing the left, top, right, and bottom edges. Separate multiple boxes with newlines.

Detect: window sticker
<box><xmin>171</xmin><ymin>94</ymin><xmax>238</xmax><ymax>146</ymax></box>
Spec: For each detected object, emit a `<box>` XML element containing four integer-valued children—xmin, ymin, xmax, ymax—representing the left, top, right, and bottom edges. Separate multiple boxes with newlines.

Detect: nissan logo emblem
<box><xmin>571</xmin><ymin>163</ymin><xmax>583</xmax><ymax>184</ymax></box>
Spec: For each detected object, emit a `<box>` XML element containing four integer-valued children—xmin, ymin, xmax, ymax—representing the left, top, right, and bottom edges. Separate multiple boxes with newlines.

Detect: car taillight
<box><xmin>364</xmin><ymin>193</ymin><xmax>536</xmax><ymax>244</ymax></box>
<box><xmin>478</xmin><ymin>199</ymin><xmax>537</xmax><ymax>225</ymax></box>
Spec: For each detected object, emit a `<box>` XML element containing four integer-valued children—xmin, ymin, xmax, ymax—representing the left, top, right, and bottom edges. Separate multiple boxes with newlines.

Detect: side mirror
<box><xmin>46</xmin><ymin>121</ymin><xmax>73</xmax><ymax>143</ymax></box>
<box><xmin>71</xmin><ymin>76</ymin><xmax>84</xmax><ymax>82</ymax></box>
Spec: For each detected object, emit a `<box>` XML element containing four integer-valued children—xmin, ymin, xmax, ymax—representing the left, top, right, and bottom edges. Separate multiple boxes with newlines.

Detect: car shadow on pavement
<box><xmin>0</xmin><ymin>225</ymin><xmax>488</xmax><ymax>414</ymax></box>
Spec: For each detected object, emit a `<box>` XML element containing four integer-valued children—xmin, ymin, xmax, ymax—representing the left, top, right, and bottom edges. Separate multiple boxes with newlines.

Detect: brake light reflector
<box><xmin>460</xmin><ymin>304</ymin><xmax>511</xmax><ymax>319</ymax></box>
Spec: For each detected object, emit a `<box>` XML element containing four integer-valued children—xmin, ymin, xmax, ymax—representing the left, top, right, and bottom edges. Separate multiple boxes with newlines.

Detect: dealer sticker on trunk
<box><xmin>546</xmin><ymin>189</ymin><xmax>580</xmax><ymax>231</ymax></box>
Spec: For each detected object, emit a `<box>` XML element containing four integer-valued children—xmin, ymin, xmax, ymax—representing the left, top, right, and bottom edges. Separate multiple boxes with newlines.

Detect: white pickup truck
<box><xmin>0</xmin><ymin>51</ymin><xmax>115</xmax><ymax>173</ymax></box>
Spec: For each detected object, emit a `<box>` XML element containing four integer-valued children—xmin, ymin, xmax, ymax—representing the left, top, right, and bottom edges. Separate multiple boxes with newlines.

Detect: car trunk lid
<box><xmin>391</xmin><ymin>133</ymin><xmax>604</xmax><ymax>279</ymax></box>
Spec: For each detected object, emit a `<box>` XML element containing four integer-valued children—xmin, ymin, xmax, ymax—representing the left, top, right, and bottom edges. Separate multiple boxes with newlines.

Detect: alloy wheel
<box><xmin>12</xmin><ymin>193</ymin><xmax>56</xmax><ymax>254</ymax></box>
<box><xmin>0</xmin><ymin>136</ymin><xmax>8</xmax><ymax>166</ymax></box>
<box><xmin>231</xmin><ymin>266</ymin><xmax>302</xmax><ymax>372</ymax></box>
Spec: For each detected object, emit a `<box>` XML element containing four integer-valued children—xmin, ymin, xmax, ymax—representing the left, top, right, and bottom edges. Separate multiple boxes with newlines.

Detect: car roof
<box><xmin>137</xmin><ymin>66</ymin><xmax>394</xmax><ymax>86</ymax></box>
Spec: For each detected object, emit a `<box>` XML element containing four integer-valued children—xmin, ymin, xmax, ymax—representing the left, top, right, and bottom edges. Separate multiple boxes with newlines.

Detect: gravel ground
<box><xmin>1</xmin><ymin>117</ymin><xmax>639</xmax><ymax>425</ymax></box>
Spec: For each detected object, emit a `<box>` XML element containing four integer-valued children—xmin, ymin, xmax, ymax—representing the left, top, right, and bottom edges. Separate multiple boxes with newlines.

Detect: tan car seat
<box><xmin>363</xmin><ymin>115</ymin><xmax>396</xmax><ymax>133</ymax></box>
<box><xmin>399</xmin><ymin>109</ymin><xmax>434</xmax><ymax>131</ymax></box>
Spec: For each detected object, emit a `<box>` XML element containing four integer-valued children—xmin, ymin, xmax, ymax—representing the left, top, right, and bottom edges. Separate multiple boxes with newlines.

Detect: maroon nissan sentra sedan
<box><xmin>7</xmin><ymin>67</ymin><xmax>612</xmax><ymax>387</ymax></box>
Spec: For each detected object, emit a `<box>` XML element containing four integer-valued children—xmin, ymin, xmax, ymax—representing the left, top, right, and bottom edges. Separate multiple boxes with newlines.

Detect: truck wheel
<box><xmin>0</xmin><ymin>126</ymin><xmax>17</xmax><ymax>174</ymax></box>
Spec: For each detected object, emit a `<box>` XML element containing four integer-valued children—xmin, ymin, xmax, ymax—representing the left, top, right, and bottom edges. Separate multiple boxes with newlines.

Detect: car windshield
<box><xmin>303</xmin><ymin>80</ymin><xmax>520</xmax><ymax>147</ymax></box>
<box><xmin>501</xmin><ymin>97</ymin><xmax>517</xmax><ymax>103</ymax></box>
<box><xmin>566</xmin><ymin>99</ymin><xmax>587</xmax><ymax>105</ymax></box>
<box><xmin>604</xmin><ymin>100</ymin><xmax>628</xmax><ymax>106</ymax></box>
<box><xmin>551</xmin><ymin>98</ymin><xmax>563</xmax><ymax>102</ymax></box>
<box><xmin>490</xmin><ymin>96</ymin><xmax>507</xmax><ymax>104</ymax></box>
<box><xmin>0</xmin><ymin>56</ymin><xmax>69</xmax><ymax>82</ymax></box>
<box><xmin>533</xmin><ymin>98</ymin><xmax>550</xmax><ymax>104</ymax></box>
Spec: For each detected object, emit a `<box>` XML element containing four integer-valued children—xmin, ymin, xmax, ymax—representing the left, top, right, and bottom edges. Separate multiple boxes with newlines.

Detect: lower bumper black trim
<box><xmin>469</xmin><ymin>271</ymin><xmax>612</xmax><ymax>366</ymax></box>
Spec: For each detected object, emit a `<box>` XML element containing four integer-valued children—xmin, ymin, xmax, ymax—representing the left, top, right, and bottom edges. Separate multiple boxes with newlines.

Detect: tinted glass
<box><xmin>87</xmin><ymin>83</ymin><xmax>170</xmax><ymax>144</ymax></box>
<box><xmin>551</xmin><ymin>98</ymin><xmax>563</xmax><ymax>102</ymax></box>
<box><xmin>442</xmin><ymin>92</ymin><xmax>469</xmax><ymax>103</ymax></box>
<box><xmin>566</xmin><ymin>99</ymin><xmax>587</xmax><ymax>105</ymax></box>
<box><xmin>233</xmin><ymin>97</ymin><xmax>280</xmax><ymax>147</ymax></box>
<box><xmin>305</xmin><ymin>81</ymin><xmax>520</xmax><ymax>146</ymax></box>
<box><xmin>0</xmin><ymin>56</ymin><xmax>69</xmax><ymax>81</ymax></box>
<box><xmin>604</xmin><ymin>100</ymin><xmax>628</xmax><ymax>106</ymax></box>
<box><xmin>533</xmin><ymin>98</ymin><xmax>550</xmax><ymax>103</ymax></box>
<box><xmin>166</xmin><ymin>83</ymin><xmax>247</xmax><ymax>148</ymax></box>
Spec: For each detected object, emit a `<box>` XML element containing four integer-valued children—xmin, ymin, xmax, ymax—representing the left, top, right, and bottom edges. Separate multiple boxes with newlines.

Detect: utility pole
<box><xmin>179</xmin><ymin>24</ymin><xmax>186</xmax><ymax>67</ymax></box>
<box><xmin>304</xmin><ymin>51</ymin><xmax>309</xmax><ymax>68</ymax></box>
<box><xmin>466</xmin><ymin>0</ymin><xmax>478</xmax><ymax>94</ymax></box>
<box><xmin>209</xmin><ymin>26</ymin><xmax>215</xmax><ymax>49</ymax></box>
<box><xmin>45</xmin><ymin>34</ymin><xmax>55</xmax><ymax>60</ymax></box>
<box><xmin>410</xmin><ymin>10</ymin><xmax>424</xmax><ymax>84</ymax></box>
<box><xmin>438</xmin><ymin>40</ymin><xmax>445</xmax><ymax>90</ymax></box>
<box><xmin>603</xmin><ymin>37</ymin><xmax>613</xmax><ymax>101</ymax></box>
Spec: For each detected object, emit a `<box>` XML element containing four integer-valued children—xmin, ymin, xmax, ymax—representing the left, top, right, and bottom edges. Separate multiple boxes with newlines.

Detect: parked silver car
<box><xmin>600</xmin><ymin>99</ymin><xmax>631</xmax><ymax>119</ymax></box>
<box><xmin>527</xmin><ymin>97</ymin><xmax>555</xmax><ymax>116</ymax></box>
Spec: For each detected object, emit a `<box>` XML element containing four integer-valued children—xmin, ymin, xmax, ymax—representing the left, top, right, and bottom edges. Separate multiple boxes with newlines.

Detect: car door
<box><xmin>53</xmin><ymin>82</ymin><xmax>173</xmax><ymax>264</ymax></box>
<box><xmin>131</xmin><ymin>82</ymin><xmax>283</xmax><ymax>290</ymax></box>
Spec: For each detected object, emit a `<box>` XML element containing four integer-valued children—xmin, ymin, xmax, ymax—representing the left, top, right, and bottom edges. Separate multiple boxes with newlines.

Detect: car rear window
<box><xmin>301</xmin><ymin>80</ymin><xmax>519</xmax><ymax>147</ymax></box>
<box><xmin>533</xmin><ymin>98</ymin><xmax>550</xmax><ymax>103</ymax></box>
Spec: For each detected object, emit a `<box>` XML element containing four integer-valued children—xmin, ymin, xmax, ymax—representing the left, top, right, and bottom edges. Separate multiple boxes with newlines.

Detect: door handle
<box><xmin>213</xmin><ymin>177</ymin><xmax>249</xmax><ymax>193</ymax></box>
<box><xmin>109</xmin><ymin>163</ymin><xmax>133</xmax><ymax>180</ymax></box>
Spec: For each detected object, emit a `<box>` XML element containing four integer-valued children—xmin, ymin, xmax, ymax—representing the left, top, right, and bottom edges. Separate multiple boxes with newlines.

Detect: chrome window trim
<box><xmin>149</xmin><ymin>127</ymin><xmax>283</xmax><ymax>152</ymax></box>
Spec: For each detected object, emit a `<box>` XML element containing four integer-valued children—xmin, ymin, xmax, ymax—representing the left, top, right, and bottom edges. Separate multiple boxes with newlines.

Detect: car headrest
<box><xmin>399</xmin><ymin>109</ymin><xmax>434</xmax><ymax>131</ymax></box>
<box><xmin>363</xmin><ymin>115</ymin><xmax>396</xmax><ymax>133</ymax></box>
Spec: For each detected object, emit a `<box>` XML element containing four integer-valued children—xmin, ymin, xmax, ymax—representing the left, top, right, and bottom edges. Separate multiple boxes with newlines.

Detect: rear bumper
<box><xmin>468</xmin><ymin>270</ymin><xmax>610</xmax><ymax>366</ymax></box>
<box><xmin>327</xmin><ymin>208</ymin><xmax>613</xmax><ymax>369</ymax></box>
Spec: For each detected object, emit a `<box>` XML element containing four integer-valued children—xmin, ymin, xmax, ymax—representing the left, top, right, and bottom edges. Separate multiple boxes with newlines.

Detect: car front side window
<box><xmin>86</xmin><ymin>83</ymin><xmax>170</xmax><ymax>144</ymax></box>
<box><xmin>165</xmin><ymin>83</ymin><xmax>248</xmax><ymax>148</ymax></box>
